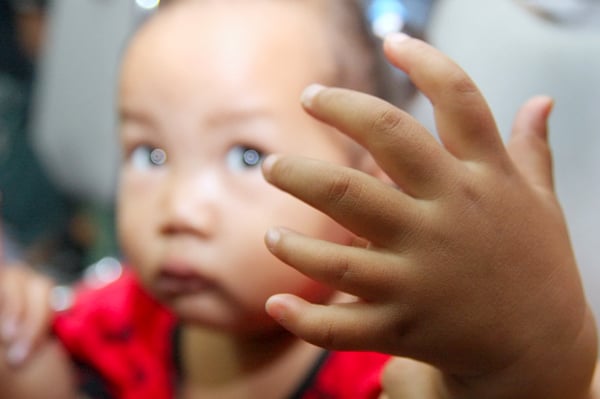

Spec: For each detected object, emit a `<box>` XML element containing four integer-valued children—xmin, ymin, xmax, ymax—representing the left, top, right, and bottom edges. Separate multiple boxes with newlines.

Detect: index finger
<box><xmin>301</xmin><ymin>86</ymin><xmax>457</xmax><ymax>199</ymax></box>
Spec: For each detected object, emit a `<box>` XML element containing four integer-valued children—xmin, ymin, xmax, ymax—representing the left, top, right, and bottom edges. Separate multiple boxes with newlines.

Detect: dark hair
<box><xmin>0</xmin><ymin>0</ymin><xmax>34</xmax><ymax>79</ymax></box>
<box><xmin>319</xmin><ymin>0</ymin><xmax>414</xmax><ymax>107</ymax></box>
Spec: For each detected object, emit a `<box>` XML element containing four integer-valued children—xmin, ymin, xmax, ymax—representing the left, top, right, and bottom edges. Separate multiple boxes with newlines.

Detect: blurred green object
<box><xmin>0</xmin><ymin>72</ymin><xmax>73</xmax><ymax>248</ymax></box>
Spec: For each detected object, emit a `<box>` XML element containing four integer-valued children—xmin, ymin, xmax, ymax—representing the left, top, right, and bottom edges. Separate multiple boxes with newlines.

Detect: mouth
<box><xmin>155</xmin><ymin>262</ymin><xmax>216</xmax><ymax>298</ymax></box>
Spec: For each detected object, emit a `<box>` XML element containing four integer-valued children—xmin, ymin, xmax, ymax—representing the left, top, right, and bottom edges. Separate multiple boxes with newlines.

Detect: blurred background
<box><xmin>1</xmin><ymin>0</ymin><xmax>599</xmax><ymax>340</ymax></box>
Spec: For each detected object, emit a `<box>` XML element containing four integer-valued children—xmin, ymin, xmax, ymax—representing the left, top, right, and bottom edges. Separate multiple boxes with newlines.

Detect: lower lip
<box><xmin>154</xmin><ymin>274</ymin><xmax>214</xmax><ymax>297</ymax></box>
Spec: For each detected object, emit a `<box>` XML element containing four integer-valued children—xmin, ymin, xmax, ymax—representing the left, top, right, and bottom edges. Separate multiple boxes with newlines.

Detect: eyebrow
<box><xmin>119</xmin><ymin>107</ymin><xmax>154</xmax><ymax>126</ymax></box>
<box><xmin>119</xmin><ymin>102</ymin><xmax>275</xmax><ymax>123</ymax></box>
<box><xmin>204</xmin><ymin>107</ymin><xmax>277</xmax><ymax>129</ymax></box>
<box><xmin>117</xmin><ymin>108</ymin><xmax>160</xmax><ymax>147</ymax></box>
<box><xmin>118</xmin><ymin>102</ymin><xmax>279</xmax><ymax>140</ymax></box>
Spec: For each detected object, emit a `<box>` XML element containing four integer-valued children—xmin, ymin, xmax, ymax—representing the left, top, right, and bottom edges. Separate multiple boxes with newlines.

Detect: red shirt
<box><xmin>53</xmin><ymin>269</ymin><xmax>390</xmax><ymax>399</ymax></box>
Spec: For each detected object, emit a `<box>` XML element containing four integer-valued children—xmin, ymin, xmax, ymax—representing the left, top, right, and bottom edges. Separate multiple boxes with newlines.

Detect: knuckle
<box><xmin>456</xmin><ymin>178</ymin><xmax>486</xmax><ymax>208</ymax></box>
<box><xmin>318</xmin><ymin>321</ymin><xmax>338</xmax><ymax>349</ymax></box>
<box><xmin>326</xmin><ymin>174</ymin><xmax>356</xmax><ymax>206</ymax></box>
<box><xmin>370</xmin><ymin>107</ymin><xmax>404</xmax><ymax>136</ymax></box>
<box><xmin>334</xmin><ymin>258</ymin><xmax>351</xmax><ymax>284</ymax></box>
<box><xmin>447</xmin><ymin>71</ymin><xmax>479</xmax><ymax>97</ymax></box>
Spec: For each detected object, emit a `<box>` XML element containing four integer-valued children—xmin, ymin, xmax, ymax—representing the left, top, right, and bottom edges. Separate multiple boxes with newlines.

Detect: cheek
<box><xmin>117</xmin><ymin>172</ymin><xmax>161</xmax><ymax>226</ymax></box>
<box><xmin>233</xmin><ymin>181</ymin><xmax>354</xmax><ymax>259</ymax></box>
<box><xmin>227</xmin><ymin>238</ymin><xmax>332</xmax><ymax>308</ymax></box>
<box><xmin>267</xmin><ymin>193</ymin><xmax>352</xmax><ymax>244</ymax></box>
<box><xmin>116</xmin><ymin>177</ymin><xmax>159</xmax><ymax>268</ymax></box>
<box><xmin>223</xmin><ymin>193</ymin><xmax>347</xmax><ymax>304</ymax></box>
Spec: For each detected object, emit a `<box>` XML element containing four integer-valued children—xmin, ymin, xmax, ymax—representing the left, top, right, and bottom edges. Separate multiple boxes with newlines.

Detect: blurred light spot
<box><xmin>150</xmin><ymin>148</ymin><xmax>167</xmax><ymax>165</ymax></box>
<box><xmin>136</xmin><ymin>0</ymin><xmax>160</xmax><ymax>11</ymax></box>
<box><xmin>368</xmin><ymin>0</ymin><xmax>407</xmax><ymax>38</ymax></box>
<box><xmin>84</xmin><ymin>257</ymin><xmax>123</xmax><ymax>288</ymax></box>
<box><xmin>50</xmin><ymin>286</ymin><xmax>74</xmax><ymax>312</ymax></box>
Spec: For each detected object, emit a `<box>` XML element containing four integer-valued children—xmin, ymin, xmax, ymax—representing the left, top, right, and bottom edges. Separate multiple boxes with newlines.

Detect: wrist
<box><xmin>444</xmin><ymin>307</ymin><xmax>597</xmax><ymax>399</ymax></box>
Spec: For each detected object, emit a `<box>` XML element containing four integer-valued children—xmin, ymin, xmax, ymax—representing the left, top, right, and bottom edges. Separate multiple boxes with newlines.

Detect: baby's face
<box><xmin>117</xmin><ymin>1</ymin><xmax>355</xmax><ymax>335</ymax></box>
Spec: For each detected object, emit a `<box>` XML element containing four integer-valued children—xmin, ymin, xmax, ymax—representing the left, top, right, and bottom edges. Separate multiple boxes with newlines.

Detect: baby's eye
<box><xmin>130</xmin><ymin>145</ymin><xmax>167</xmax><ymax>169</ymax></box>
<box><xmin>226</xmin><ymin>145</ymin><xmax>264</xmax><ymax>171</ymax></box>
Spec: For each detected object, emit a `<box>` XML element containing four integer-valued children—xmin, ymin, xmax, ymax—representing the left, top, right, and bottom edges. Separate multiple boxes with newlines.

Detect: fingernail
<box><xmin>265</xmin><ymin>294</ymin><xmax>289</xmax><ymax>322</ymax></box>
<box><xmin>6</xmin><ymin>341</ymin><xmax>29</xmax><ymax>367</ymax></box>
<box><xmin>1</xmin><ymin>318</ymin><xmax>18</xmax><ymax>342</ymax></box>
<box><xmin>301</xmin><ymin>83</ymin><xmax>325</xmax><ymax>108</ymax></box>
<box><xmin>261</xmin><ymin>154</ymin><xmax>279</xmax><ymax>178</ymax></box>
<box><xmin>265</xmin><ymin>228</ymin><xmax>281</xmax><ymax>251</ymax></box>
<box><xmin>266</xmin><ymin>294</ymin><xmax>302</xmax><ymax>324</ymax></box>
<box><xmin>384</xmin><ymin>32</ymin><xmax>410</xmax><ymax>46</ymax></box>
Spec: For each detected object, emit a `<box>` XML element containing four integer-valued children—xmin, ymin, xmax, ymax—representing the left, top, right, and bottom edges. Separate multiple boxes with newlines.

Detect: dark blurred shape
<box><xmin>0</xmin><ymin>0</ymin><xmax>86</xmax><ymax>280</ymax></box>
<box><xmin>515</xmin><ymin>0</ymin><xmax>600</xmax><ymax>29</ymax></box>
<box><xmin>0</xmin><ymin>0</ymin><xmax>34</xmax><ymax>80</ymax></box>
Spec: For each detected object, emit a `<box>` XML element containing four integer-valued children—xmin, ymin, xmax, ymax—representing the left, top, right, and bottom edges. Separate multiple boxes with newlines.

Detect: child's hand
<box><xmin>0</xmin><ymin>265</ymin><xmax>56</xmax><ymax>368</ymax></box>
<box><xmin>262</xmin><ymin>34</ymin><xmax>597</xmax><ymax>398</ymax></box>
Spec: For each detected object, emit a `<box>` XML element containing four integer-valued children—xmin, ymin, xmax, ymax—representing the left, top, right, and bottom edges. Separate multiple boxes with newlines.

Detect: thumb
<box><xmin>507</xmin><ymin>95</ymin><xmax>555</xmax><ymax>191</ymax></box>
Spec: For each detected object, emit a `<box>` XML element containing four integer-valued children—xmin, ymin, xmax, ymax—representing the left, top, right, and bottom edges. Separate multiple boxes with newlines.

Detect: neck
<box><xmin>180</xmin><ymin>326</ymin><xmax>325</xmax><ymax>398</ymax></box>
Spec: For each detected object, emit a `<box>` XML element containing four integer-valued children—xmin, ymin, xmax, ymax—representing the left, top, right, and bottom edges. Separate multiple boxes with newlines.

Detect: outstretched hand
<box><xmin>262</xmin><ymin>33</ymin><xmax>596</xmax><ymax>398</ymax></box>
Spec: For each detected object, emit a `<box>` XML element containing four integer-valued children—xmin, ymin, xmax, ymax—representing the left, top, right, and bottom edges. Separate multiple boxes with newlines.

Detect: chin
<box><xmin>169</xmin><ymin>294</ymin><xmax>278</xmax><ymax>334</ymax></box>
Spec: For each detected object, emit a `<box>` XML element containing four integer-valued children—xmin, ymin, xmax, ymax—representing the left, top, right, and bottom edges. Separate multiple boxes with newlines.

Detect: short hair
<box><xmin>318</xmin><ymin>0</ymin><xmax>414</xmax><ymax>107</ymax></box>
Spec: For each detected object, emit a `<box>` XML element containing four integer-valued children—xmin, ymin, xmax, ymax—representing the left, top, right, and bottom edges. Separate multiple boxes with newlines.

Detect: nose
<box><xmin>160</xmin><ymin>170</ymin><xmax>220</xmax><ymax>238</ymax></box>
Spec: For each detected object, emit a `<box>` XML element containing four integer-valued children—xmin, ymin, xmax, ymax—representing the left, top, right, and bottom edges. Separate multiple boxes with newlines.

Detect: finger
<box><xmin>507</xmin><ymin>96</ymin><xmax>555</xmax><ymax>191</ymax></box>
<box><xmin>383</xmin><ymin>33</ymin><xmax>506</xmax><ymax>164</ymax></box>
<box><xmin>262</xmin><ymin>155</ymin><xmax>425</xmax><ymax>248</ymax></box>
<box><xmin>12</xmin><ymin>276</ymin><xmax>54</xmax><ymax>366</ymax></box>
<box><xmin>301</xmin><ymin>84</ymin><xmax>457</xmax><ymax>198</ymax></box>
<box><xmin>265</xmin><ymin>294</ymin><xmax>394</xmax><ymax>352</ymax></box>
<box><xmin>350</xmin><ymin>236</ymin><xmax>370</xmax><ymax>249</ymax></box>
<box><xmin>265</xmin><ymin>227</ymin><xmax>403</xmax><ymax>300</ymax></box>
<box><xmin>0</xmin><ymin>270</ymin><xmax>11</xmax><ymax>316</ymax></box>
<box><xmin>0</xmin><ymin>274</ymin><xmax>24</xmax><ymax>344</ymax></box>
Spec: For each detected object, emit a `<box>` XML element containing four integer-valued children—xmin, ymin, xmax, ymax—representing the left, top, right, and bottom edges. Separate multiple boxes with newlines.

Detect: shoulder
<box><xmin>306</xmin><ymin>351</ymin><xmax>391</xmax><ymax>399</ymax></box>
<box><xmin>53</xmin><ymin>267</ymin><xmax>172</xmax><ymax>336</ymax></box>
<box><xmin>52</xmin><ymin>266</ymin><xmax>175</xmax><ymax>356</ymax></box>
<box><xmin>51</xmin><ymin>267</ymin><xmax>177</xmax><ymax>399</ymax></box>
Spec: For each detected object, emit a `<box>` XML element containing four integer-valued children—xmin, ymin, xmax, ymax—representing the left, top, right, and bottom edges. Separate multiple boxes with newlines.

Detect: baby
<box><xmin>0</xmin><ymin>0</ymin><xmax>597</xmax><ymax>398</ymax></box>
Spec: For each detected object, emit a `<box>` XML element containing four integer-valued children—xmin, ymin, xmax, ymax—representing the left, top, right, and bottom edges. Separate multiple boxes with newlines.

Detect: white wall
<box><xmin>31</xmin><ymin>0</ymin><xmax>142</xmax><ymax>205</ymax></box>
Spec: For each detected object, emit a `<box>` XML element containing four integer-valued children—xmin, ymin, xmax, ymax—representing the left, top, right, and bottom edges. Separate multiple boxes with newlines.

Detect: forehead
<box><xmin>119</xmin><ymin>0</ymin><xmax>340</xmax><ymax>122</ymax></box>
<box><xmin>122</xmin><ymin>1</ymin><xmax>336</xmax><ymax>83</ymax></box>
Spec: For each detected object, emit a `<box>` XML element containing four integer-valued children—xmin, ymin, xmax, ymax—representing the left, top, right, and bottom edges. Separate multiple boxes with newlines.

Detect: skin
<box><xmin>0</xmin><ymin>265</ymin><xmax>54</xmax><ymax>367</ymax></box>
<box><xmin>4</xmin><ymin>1</ymin><xmax>358</xmax><ymax>397</ymax></box>
<box><xmin>0</xmin><ymin>336</ymin><xmax>77</xmax><ymax>399</ymax></box>
<box><xmin>262</xmin><ymin>34</ymin><xmax>598</xmax><ymax>398</ymax></box>
<box><xmin>117</xmin><ymin>1</ymin><xmax>372</xmax><ymax>397</ymax></box>
<box><xmin>1</xmin><ymin>1</ymin><xmax>599</xmax><ymax>398</ymax></box>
